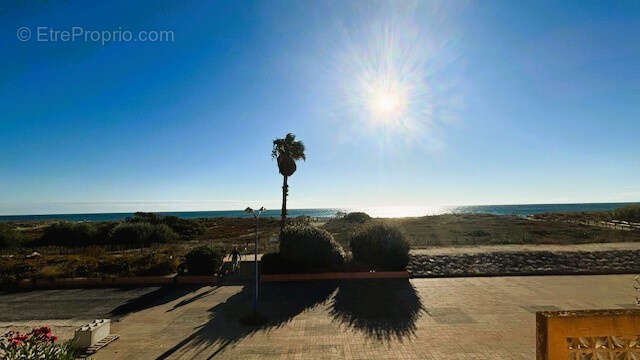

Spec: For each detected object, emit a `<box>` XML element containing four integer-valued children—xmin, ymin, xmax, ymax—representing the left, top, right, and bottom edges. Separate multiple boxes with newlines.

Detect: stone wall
<box><xmin>409</xmin><ymin>250</ymin><xmax>640</xmax><ymax>277</ymax></box>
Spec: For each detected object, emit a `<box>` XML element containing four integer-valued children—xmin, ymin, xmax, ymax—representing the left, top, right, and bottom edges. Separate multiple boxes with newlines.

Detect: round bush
<box><xmin>110</xmin><ymin>223</ymin><xmax>151</xmax><ymax>247</ymax></box>
<box><xmin>40</xmin><ymin>222</ymin><xmax>98</xmax><ymax>247</ymax></box>
<box><xmin>343</xmin><ymin>212</ymin><xmax>371</xmax><ymax>223</ymax></box>
<box><xmin>147</xmin><ymin>224</ymin><xmax>178</xmax><ymax>244</ymax></box>
<box><xmin>109</xmin><ymin>223</ymin><xmax>177</xmax><ymax>247</ymax></box>
<box><xmin>185</xmin><ymin>246</ymin><xmax>225</xmax><ymax>275</ymax></box>
<box><xmin>350</xmin><ymin>223</ymin><xmax>409</xmax><ymax>271</ymax></box>
<box><xmin>280</xmin><ymin>225</ymin><xmax>345</xmax><ymax>271</ymax></box>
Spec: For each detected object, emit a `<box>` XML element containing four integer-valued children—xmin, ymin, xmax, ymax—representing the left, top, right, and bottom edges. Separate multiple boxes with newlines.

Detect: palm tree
<box><xmin>272</xmin><ymin>133</ymin><xmax>306</xmax><ymax>235</ymax></box>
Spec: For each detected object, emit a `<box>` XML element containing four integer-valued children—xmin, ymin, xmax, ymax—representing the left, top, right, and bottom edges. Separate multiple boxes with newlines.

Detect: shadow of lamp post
<box><xmin>244</xmin><ymin>206</ymin><xmax>265</xmax><ymax>313</ymax></box>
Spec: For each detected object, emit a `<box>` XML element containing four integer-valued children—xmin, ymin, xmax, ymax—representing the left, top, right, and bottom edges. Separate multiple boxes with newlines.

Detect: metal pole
<box><xmin>254</xmin><ymin>214</ymin><xmax>259</xmax><ymax>313</ymax></box>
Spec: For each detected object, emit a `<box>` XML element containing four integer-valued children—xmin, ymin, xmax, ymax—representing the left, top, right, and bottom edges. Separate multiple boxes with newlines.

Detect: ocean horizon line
<box><xmin>0</xmin><ymin>202</ymin><xmax>638</xmax><ymax>222</ymax></box>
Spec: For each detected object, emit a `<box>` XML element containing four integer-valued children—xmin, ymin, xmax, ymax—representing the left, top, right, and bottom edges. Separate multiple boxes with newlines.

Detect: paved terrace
<box><xmin>1</xmin><ymin>275</ymin><xmax>637</xmax><ymax>359</ymax></box>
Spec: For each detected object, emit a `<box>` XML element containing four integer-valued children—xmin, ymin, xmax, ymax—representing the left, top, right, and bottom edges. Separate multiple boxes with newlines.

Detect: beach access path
<box><xmin>410</xmin><ymin>241</ymin><xmax>640</xmax><ymax>255</ymax></box>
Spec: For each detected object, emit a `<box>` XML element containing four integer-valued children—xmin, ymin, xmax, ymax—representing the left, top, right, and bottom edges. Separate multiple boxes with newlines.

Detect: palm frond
<box><xmin>272</xmin><ymin>133</ymin><xmax>306</xmax><ymax>161</ymax></box>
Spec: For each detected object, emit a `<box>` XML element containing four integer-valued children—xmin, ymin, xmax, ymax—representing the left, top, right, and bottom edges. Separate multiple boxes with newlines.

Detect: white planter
<box><xmin>73</xmin><ymin>319</ymin><xmax>110</xmax><ymax>348</ymax></box>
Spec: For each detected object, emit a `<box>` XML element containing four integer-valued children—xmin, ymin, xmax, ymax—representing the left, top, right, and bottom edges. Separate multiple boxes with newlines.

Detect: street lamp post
<box><xmin>244</xmin><ymin>206</ymin><xmax>265</xmax><ymax>314</ymax></box>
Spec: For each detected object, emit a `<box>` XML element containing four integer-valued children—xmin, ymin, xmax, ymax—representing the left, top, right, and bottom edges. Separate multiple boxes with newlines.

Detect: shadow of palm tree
<box><xmin>329</xmin><ymin>279</ymin><xmax>425</xmax><ymax>342</ymax></box>
<box><xmin>156</xmin><ymin>281</ymin><xmax>339</xmax><ymax>359</ymax></box>
<box><xmin>167</xmin><ymin>287</ymin><xmax>220</xmax><ymax>312</ymax></box>
<box><xmin>109</xmin><ymin>285</ymin><xmax>205</xmax><ymax>319</ymax></box>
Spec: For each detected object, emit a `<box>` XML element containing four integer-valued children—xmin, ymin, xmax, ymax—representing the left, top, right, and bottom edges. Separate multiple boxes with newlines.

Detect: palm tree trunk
<box><xmin>280</xmin><ymin>175</ymin><xmax>288</xmax><ymax>236</ymax></box>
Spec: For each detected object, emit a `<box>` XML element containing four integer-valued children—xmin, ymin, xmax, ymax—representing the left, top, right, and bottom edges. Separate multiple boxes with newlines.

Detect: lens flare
<box><xmin>334</xmin><ymin>17</ymin><xmax>434</xmax><ymax>138</ymax></box>
<box><xmin>366</xmin><ymin>79</ymin><xmax>408</xmax><ymax>120</ymax></box>
<box><xmin>329</xmin><ymin>1</ymin><xmax>463</xmax><ymax>150</ymax></box>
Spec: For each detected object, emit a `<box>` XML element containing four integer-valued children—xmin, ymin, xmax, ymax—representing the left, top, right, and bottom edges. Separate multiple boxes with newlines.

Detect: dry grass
<box><xmin>4</xmin><ymin>213</ymin><xmax>640</xmax><ymax>282</ymax></box>
<box><xmin>323</xmin><ymin>213</ymin><xmax>640</xmax><ymax>248</ymax></box>
<box><xmin>8</xmin><ymin>213</ymin><xmax>640</xmax><ymax>257</ymax></box>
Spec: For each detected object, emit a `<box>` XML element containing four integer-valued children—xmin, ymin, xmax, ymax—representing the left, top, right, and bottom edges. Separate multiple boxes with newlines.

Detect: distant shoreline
<box><xmin>1</xmin><ymin>202</ymin><xmax>637</xmax><ymax>222</ymax></box>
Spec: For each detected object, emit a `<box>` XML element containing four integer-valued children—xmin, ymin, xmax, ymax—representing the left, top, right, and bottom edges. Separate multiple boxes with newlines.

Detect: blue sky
<box><xmin>1</xmin><ymin>0</ymin><xmax>639</xmax><ymax>215</ymax></box>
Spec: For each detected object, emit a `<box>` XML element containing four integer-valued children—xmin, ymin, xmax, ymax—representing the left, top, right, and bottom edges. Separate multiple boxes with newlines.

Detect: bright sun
<box><xmin>366</xmin><ymin>81</ymin><xmax>408</xmax><ymax>120</ymax></box>
<box><xmin>371</xmin><ymin>87</ymin><xmax>403</xmax><ymax>115</ymax></box>
<box><xmin>336</xmin><ymin>11</ymin><xmax>439</xmax><ymax>135</ymax></box>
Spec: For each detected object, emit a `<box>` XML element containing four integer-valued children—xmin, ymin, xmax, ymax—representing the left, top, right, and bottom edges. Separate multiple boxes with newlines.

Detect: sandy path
<box><xmin>410</xmin><ymin>241</ymin><xmax>640</xmax><ymax>255</ymax></box>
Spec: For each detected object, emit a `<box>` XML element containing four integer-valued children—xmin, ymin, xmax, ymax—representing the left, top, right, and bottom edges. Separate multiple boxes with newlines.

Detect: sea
<box><xmin>0</xmin><ymin>202</ymin><xmax>636</xmax><ymax>222</ymax></box>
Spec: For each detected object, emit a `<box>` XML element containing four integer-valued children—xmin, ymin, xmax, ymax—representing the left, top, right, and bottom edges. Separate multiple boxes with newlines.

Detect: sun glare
<box><xmin>331</xmin><ymin>2</ymin><xmax>462</xmax><ymax>146</ymax></box>
<box><xmin>367</xmin><ymin>81</ymin><xmax>408</xmax><ymax>120</ymax></box>
<box><xmin>335</xmin><ymin>17</ymin><xmax>430</xmax><ymax>134</ymax></box>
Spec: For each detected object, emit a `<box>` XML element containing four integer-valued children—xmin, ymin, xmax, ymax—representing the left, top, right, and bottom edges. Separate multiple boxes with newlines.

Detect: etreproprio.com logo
<box><xmin>17</xmin><ymin>26</ymin><xmax>174</xmax><ymax>45</ymax></box>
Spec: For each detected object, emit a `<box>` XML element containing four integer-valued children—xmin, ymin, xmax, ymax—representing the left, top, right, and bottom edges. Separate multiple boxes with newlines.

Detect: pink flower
<box><xmin>31</xmin><ymin>326</ymin><xmax>51</xmax><ymax>337</ymax></box>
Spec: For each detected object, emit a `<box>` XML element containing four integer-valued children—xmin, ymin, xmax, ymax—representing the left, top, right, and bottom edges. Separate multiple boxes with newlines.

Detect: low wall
<box><xmin>175</xmin><ymin>275</ymin><xmax>218</xmax><ymax>284</ymax></box>
<box><xmin>537</xmin><ymin>309</ymin><xmax>640</xmax><ymax>359</ymax></box>
<box><xmin>410</xmin><ymin>250</ymin><xmax>640</xmax><ymax>278</ymax></box>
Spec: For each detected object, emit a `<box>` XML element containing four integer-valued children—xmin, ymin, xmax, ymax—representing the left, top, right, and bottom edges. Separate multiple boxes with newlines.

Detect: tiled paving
<box><xmin>425</xmin><ymin>307</ymin><xmax>475</xmax><ymax>324</ymax></box>
<box><xmin>96</xmin><ymin>275</ymin><xmax>636</xmax><ymax>359</ymax></box>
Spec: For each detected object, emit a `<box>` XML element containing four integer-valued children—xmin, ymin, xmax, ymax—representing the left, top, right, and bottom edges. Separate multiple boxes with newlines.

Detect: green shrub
<box><xmin>343</xmin><ymin>212</ymin><xmax>371</xmax><ymax>223</ymax></box>
<box><xmin>93</xmin><ymin>253</ymin><xmax>177</xmax><ymax>277</ymax></box>
<box><xmin>127</xmin><ymin>212</ymin><xmax>205</xmax><ymax>239</ymax></box>
<box><xmin>130</xmin><ymin>252</ymin><xmax>178</xmax><ymax>276</ymax></box>
<box><xmin>39</xmin><ymin>222</ymin><xmax>98</xmax><ymax>247</ymax></box>
<box><xmin>61</xmin><ymin>257</ymin><xmax>99</xmax><ymax>278</ymax></box>
<box><xmin>93</xmin><ymin>221</ymin><xmax>118</xmax><ymax>244</ymax></box>
<box><xmin>148</xmin><ymin>224</ymin><xmax>178</xmax><ymax>244</ymax></box>
<box><xmin>280</xmin><ymin>225</ymin><xmax>345</xmax><ymax>271</ymax></box>
<box><xmin>185</xmin><ymin>246</ymin><xmax>225</xmax><ymax>275</ymax></box>
<box><xmin>0</xmin><ymin>258</ymin><xmax>35</xmax><ymax>289</ymax></box>
<box><xmin>612</xmin><ymin>205</ymin><xmax>640</xmax><ymax>223</ymax></box>
<box><xmin>290</xmin><ymin>216</ymin><xmax>311</xmax><ymax>226</ymax></box>
<box><xmin>83</xmin><ymin>246</ymin><xmax>107</xmax><ymax>258</ymax></box>
<box><xmin>260</xmin><ymin>252</ymin><xmax>296</xmax><ymax>274</ymax></box>
<box><xmin>97</xmin><ymin>257</ymin><xmax>131</xmax><ymax>276</ymax></box>
<box><xmin>0</xmin><ymin>223</ymin><xmax>21</xmax><ymax>249</ymax></box>
<box><xmin>109</xmin><ymin>223</ymin><xmax>150</xmax><ymax>247</ymax></box>
<box><xmin>128</xmin><ymin>212</ymin><xmax>163</xmax><ymax>224</ymax></box>
<box><xmin>109</xmin><ymin>223</ymin><xmax>177</xmax><ymax>247</ymax></box>
<box><xmin>349</xmin><ymin>223</ymin><xmax>409</xmax><ymax>271</ymax></box>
